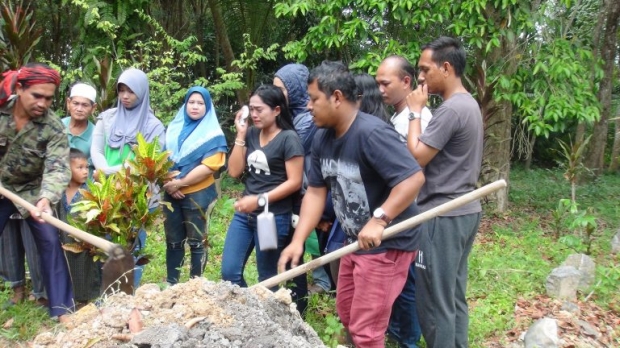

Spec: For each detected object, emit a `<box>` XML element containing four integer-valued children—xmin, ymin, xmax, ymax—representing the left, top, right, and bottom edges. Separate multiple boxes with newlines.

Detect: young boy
<box><xmin>57</xmin><ymin>148</ymin><xmax>101</xmax><ymax>306</ymax></box>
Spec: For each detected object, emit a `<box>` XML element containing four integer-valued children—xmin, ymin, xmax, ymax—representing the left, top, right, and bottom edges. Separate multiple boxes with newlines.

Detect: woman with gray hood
<box><xmin>273</xmin><ymin>63</ymin><xmax>323</xmax><ymax>314</ymax></box>
<box><xmin>274</xmin><ymin>63</ymin><xmax>317</xmax><ymax>154</ymax></box>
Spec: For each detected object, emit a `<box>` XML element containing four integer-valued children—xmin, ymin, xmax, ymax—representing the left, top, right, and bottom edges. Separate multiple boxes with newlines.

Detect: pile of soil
<box><xmin>33</xmin><ymin>278</ymin><xmax>325</xmax><ymax>347</ymax></box>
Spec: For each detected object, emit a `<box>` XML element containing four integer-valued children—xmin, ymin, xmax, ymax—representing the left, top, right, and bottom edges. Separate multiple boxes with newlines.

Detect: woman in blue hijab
<box><xmin>162</xmin><ymin>86</ymin><xmax>227</xmax><ymax>285</ymax></box>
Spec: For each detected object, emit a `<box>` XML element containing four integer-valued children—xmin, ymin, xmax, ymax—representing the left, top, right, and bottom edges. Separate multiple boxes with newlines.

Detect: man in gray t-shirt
<box><xmin>406</xmin><ymin>37</ymin><xmax>483</xmax><ymax>348</ymax></box>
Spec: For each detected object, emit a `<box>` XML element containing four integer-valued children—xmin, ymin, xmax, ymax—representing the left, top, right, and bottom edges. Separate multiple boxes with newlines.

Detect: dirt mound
<box><xmin>33</xmin><ymin>278</ymin><xmax>325</xmax><ymax>347</ymax></box>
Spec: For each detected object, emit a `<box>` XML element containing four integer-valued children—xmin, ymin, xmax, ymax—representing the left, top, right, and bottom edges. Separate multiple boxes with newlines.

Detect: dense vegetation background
<box><xmin>2</xmin><ymin>0</ymin><xmax>619</xmax><ymax>205</ymax></box>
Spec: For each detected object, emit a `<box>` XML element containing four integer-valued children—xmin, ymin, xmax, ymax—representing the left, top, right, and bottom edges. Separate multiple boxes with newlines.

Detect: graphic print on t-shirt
<box><xmin>321</xmin><ymin>158</ymin><xmax>369</xmax><ymax>238</ymax></box>
<box><xmin>247</xmin><ymin>150</ymin><xmax>270</xmax><ymax>175</ymax></box>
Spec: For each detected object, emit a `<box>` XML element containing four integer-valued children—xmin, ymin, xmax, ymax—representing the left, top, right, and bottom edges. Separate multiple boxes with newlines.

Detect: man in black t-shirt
<box><xmin>279</xmin><ymin>61</ymin><xmax>425</xmax><ymax>347</ymax></box>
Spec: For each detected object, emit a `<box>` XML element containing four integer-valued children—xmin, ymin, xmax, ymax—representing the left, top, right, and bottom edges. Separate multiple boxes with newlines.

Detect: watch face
<box><xmin>373</xmin><ymin>208</ymin><xmax>384</xmax><ymax>218</ymax></box>
<box><xmin>258</xmin><ymin>195</ymin><xmax>267</xmax><ymax>207</ymax></box>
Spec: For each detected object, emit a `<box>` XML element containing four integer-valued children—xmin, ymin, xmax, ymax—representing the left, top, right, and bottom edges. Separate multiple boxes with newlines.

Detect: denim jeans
<box><xmin>221</xmin><ymin>211</ymin><xmax>291</xmax><ymax>289</ymax></box>
<box><xmin>133</xmin><ymin>229</ymin><xmax>147</xmax><ymax>290</ymax></box>
<box><xmin>311</xmin><ymin>254</ymin><xmax>332</xmax><ymax>291</ymax></box>
<box><xmin>388</xmin><ymin>261</ymin><xmax>422</xmax><ymax>348</ymax></box>
<box><xmin>163</xmin><ymin>185</ymin><xmax>217</xmax><ymax>284</ymax></box>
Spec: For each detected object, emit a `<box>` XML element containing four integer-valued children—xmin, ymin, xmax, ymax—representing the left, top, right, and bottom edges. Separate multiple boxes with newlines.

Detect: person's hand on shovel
<box><xmin>357</xmin><ymin>219</ymin><xmax>384</xmax><ymax>250</ymax></box>
<box><xmin>278</xmin><ymin>241</ymin><xmax>304</xmax><ymax>273</ymax></box>
<box><xmin>31</xmin><ymin>198</ymin><xmax>52</xmax><ymax>223</ymax></box>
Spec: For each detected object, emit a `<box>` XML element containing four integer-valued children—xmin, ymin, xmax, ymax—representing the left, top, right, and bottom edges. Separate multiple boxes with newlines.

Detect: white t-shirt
<box><xmin>390</xmin><ymin>106</ymin><xmax>433</xmax><ymax>142</ymax></box>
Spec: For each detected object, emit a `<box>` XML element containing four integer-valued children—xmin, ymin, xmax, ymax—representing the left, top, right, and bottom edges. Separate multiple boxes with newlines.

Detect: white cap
<box><xmin>70</xmin><ymin>83</ymin><xmax>97</xmax><ymax>103</ymax></box>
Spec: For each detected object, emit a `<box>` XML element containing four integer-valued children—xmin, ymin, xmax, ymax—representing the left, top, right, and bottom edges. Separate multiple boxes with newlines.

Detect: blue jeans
<box><xmin>133</xmin><ymin>229</ymin><xmax>147</xmax><ymax>290</ymax></box>
<box><xmin>388</xmin><ymin>262</ymin><xmax>422</xmax><ymax>348</ymax></box>
<box><xmin>163</xmin><ymin>185</ymin><xmax>217</xmax><ymax>284</ymax></box>
<box><xmin>221</xmin><ymin>211</ymin><xmax>291</xmax><ymax>289</ymax></box>
<box><xmin>311</xmin><ymin>254</ymin><xmax>332</xmax><ymax>291</ymax></box>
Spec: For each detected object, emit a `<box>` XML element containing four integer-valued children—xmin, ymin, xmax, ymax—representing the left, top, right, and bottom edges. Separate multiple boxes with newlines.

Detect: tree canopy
<box><xmin>1</xmin><ymin>0</ymin><xmax>618</xmax><ymax>211</ymax></box>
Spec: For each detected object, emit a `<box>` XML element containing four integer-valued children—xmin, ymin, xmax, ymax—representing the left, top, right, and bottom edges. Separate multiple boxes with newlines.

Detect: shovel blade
<box><xmin>101</xmin><ymin>246</ymin><xmax>135</xmax><ymax>296</ymax></box>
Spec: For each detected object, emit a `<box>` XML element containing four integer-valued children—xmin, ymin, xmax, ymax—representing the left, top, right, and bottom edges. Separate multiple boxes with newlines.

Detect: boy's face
<box><xmin>70</xmin><ymin>158</ymin><xmax>89</xmax><ymax>184</ymax></box>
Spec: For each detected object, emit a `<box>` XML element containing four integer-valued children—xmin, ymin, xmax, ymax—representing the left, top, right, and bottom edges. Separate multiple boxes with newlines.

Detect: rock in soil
<box><xmin>33</xmin><ymin>278</ymin><xmax>325</xmax><ymax>348</ymax></box>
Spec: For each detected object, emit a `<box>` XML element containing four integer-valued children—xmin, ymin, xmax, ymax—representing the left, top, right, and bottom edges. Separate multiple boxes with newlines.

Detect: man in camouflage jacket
<box><xmin>0</xmin><ymin>63</ymin><xmax>74</xmax><ymax>321</ymax></box>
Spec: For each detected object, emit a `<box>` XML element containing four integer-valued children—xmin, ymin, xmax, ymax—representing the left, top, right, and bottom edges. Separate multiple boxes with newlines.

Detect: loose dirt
<box><xmin>32</xmin><ymin>278</ymin><xmax>325</xmax><ymax>347</ymax></box>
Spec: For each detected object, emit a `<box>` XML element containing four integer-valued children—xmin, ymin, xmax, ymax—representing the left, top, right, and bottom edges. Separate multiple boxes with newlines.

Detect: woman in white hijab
<box><xmin>91</xmin><ymin>68</ymin><xmax>165</xmax><ymax>289</ymax></box>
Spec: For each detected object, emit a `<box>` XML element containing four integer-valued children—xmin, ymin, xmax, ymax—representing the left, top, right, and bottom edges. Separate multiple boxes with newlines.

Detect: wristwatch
<box><xmin>257</xmin><ymin>194</ymin><xmax>267</xmax><ymax>208</ymax></box>
<box><xmin>408</xmin><ymin>111</ymin><xmax>421</xmax><ymax>121</ymax></box>
<box><xmin>373</xmin><ymin>207</ymin><xmax>392</xmax><ymax>225</ymax></box>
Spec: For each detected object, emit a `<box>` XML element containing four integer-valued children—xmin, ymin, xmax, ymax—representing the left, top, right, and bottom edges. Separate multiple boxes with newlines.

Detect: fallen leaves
<box><xmin>499</xmin><ymin>295</ymin><xmax>620</xmax><ymax>347</ymax></box>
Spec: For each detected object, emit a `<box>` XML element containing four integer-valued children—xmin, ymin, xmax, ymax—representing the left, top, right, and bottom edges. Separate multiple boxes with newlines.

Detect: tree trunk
<box><xmin>609</xmin><ymin>112</ymin><xmax>620</xmax><ymax>171</ymax></box>
<box><xmin>190</xmin><ymin>0</ymin><xmax>208</xmax><ymax>78</ymax></box>
<box><xmin>207</xmin><ymin>0</ymin><xmax>246</xmax><ymax>105</ymax></box>
<box><xmin>476</xmin><ymin>39</ymin><xmax>518</xmax><ymax>212</ymax></box>
<box><xmin>524</xmin><ymin>133</ymin><xmax>536</xmax><ymax>171</ymax></box>
<box><xmin>480</xmin><ymin>99</ymin><xmax>512</xmax><ymax>212</ymax></box>
<box><xmin>584</xmin><ymin>0</ymin><xmax>620</xmax><ymax>174</ymax></box>
<box><xmin>575</xmin><ymin>122</ymin><xmax>586</xmax><ymax>143</ymax></box>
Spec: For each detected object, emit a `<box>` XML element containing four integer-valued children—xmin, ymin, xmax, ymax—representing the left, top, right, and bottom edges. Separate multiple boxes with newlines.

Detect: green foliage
<box><xmin>232</xmin><ymin>33</ymin><xmax>279</xmax><ymax>91</ymax></box>
<box><xmin>593</xmin><ymin>264</ymin><xmax>620</xmax><ymax>306</ymax></box>
<box><xmin>57</xmin><ymin>5</ymin><xmax>245</xmax><ymax>125</ymax></box>
<box><xmin>321</xmin><ymin>313</ymin><xmax>344</xmax><ymax>347</ymax></box>
<box><xmin>275</xmin><ymin>0</ymin><xmax>426</xmax><ymax>70</ymax></box>
<box><xmin>501</xmin><ymin>41</ymin><xmax>601</xmax><ymax>138</ymax></box>
<box><xmin>550</xmin><ymin>198</ymin><xmax>576</xmax><ymax>240</ymax></box>
<box><xmin>557</xmin><ymin>135</ymin><xmax>592</xmax><ymax>194</ymax></box>
<box><xmin>559</xmin><ymin>206</ymin><xmax>599</xmax><ymax>255</ymax></box>
<box><xmin>64</xmin><ymin>0</ymin><xmax>148</xmax><ymax>40</ymax></box>
<box><xmin>304</xmin><ymin>292</ymin><xmax>343</xmax><ymax>348</ymax></box>
<box><xmin>0</xmin><ymin>286</ymin><xmax>51</xmax><ymax>341</ymax></box>
<box><xmin>548</xmin><ymin>134</ymin><xmax>600</xmax><ymax>254</ymax></box>
<box><xmin>71</xmin><ymin>135</ymin><xmax>173</xmax><ymax>255</ymax></box>
<box><xmin>0</xmin><ymin>1</ymin><xmax>42</xmax><ymax>70</ymax></box>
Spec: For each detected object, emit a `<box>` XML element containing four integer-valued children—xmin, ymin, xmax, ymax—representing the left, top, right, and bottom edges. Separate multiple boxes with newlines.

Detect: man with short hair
<box><xmin>63</xmin><ymin>83</ymin><xmax>96</xmax><ymax>172</ymax></box>
<box><xmin>376</xmin><ymin>55</ymin><xmax>432</xmax><ymax>140</ymax></box>
<box><xmin>279</xmin><ymin>61</ymin><xmax>425</xmax><ymax>347</ymax></box>
<box><xmin>406</xmin><ymin>37</ymin><xmax>484</xmax><ymax>348</ymax></box>
<box><xmin>376</xmin><ymin>55</ymin><xmax>431</xmax><ymax>348</ymax></box>
<box><xmin>0</xmin><ymin>63</ymin><xmax>74</xmax><ymax>322</ymax></box>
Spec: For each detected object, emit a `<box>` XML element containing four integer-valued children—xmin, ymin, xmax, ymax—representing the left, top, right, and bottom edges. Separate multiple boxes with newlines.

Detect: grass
<box><xmin>1</xmin><ymin>167</ymin><xmax>619</xmax><ymax>347</ymax></box>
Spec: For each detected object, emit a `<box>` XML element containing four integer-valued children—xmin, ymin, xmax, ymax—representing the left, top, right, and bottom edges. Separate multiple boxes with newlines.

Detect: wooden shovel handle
<box><xmin>0</xmin><ymin>185</ymin><xmax>124</xmax><ymax>259</ymax></box>
<box><xmin>255</xmin><ymin>179</ymin><xmax>507</xmax><ymax>289</ymax></box>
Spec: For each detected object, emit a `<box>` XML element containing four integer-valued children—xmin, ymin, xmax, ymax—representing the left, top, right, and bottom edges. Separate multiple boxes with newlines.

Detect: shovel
<box><xmin>0</xmin><ymin>185</ymin><xmax>135</xmax><ymax>295</ymax></box>
<box><xmin>256</xmin><ymin>179</ymin><xmax>507</xmax><ymax>289</ymax></box>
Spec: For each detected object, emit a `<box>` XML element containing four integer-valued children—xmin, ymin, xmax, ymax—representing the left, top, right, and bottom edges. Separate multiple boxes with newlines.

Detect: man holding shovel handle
<box><xmin>0</xmin><ymin>63</ymin><xmax>74</xmax><ymax>322</ymax></box>
<box><xmin>278</xmin><ymin>61</ymin><xmax>426</xmax><ymax>348</ymax></box>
